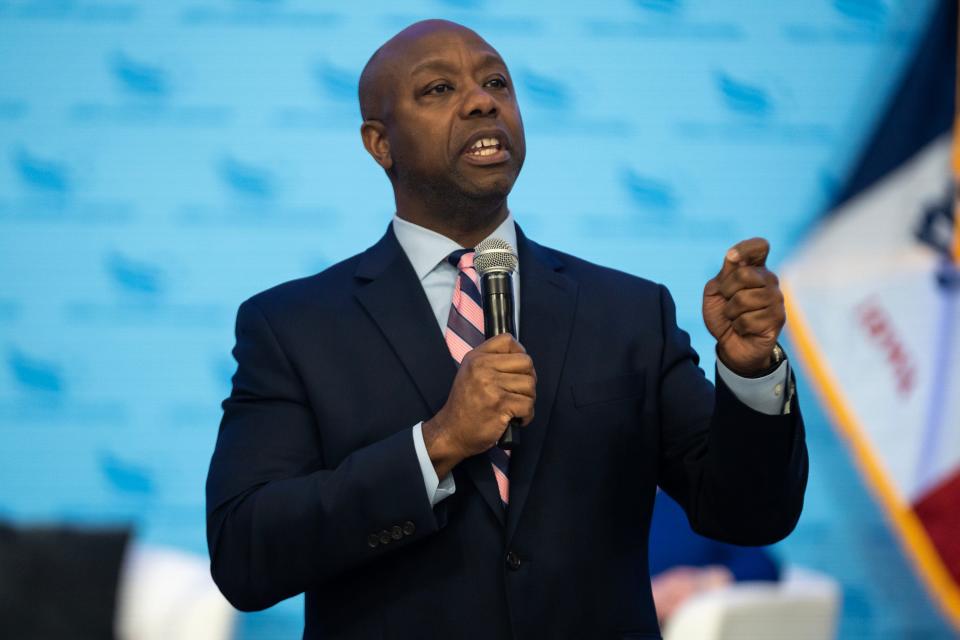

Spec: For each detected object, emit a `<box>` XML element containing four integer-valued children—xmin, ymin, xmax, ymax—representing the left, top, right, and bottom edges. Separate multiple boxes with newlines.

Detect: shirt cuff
<box><xmin>411</xmin><ymin>422</ymin><xmax>456</xmax><ymax>506</ymax></box>
<box><xmin>715</xmin><ymin>358</ymin><xmax>791</xmax><ymax>416</ymax></box>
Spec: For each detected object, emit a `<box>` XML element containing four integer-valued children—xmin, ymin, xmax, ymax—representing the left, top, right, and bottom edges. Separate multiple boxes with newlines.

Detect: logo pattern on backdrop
<box><xmin>0</xmin><ymin>1</ymin><xmax>944</xmax><ymax>636</ymax></box>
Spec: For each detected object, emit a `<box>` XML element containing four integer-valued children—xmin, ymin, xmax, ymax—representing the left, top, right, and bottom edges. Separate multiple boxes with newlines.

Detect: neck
<box><xmin>394</xmin><ymin>190</ymin><xmax>510</xmax><ymax>248</ymax></box>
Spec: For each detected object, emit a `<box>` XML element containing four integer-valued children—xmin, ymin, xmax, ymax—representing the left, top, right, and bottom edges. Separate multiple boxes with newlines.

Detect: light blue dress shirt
<box><xmin>391</xmin><ymin>214</ymin><xmax>789</xmax><ymax>507</ymax></box>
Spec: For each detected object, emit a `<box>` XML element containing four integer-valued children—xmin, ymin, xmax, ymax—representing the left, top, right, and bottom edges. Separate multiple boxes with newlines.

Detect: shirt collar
<box><xmin>392</xmin><ymin>213</ymin><xmax>518</xmax><ymax>281</ymax></box>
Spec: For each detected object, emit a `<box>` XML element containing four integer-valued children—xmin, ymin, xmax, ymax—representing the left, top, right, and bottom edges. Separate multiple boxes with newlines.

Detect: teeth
<box><xmin>470</xmin><ymin>137</ymin><xmax>501</xmax><ymax>150</ymax></box>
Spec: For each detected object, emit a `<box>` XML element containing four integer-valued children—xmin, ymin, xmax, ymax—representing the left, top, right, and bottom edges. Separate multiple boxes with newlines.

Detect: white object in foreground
<box><xmin>663</xmin><ymin>566</ymin><xmax>841</xmax><ymax>640</ymax></box>
<box><xmin>115</xmin><ymin>544</ymin><xmax>236</xmax><ymax>640</ymax></box>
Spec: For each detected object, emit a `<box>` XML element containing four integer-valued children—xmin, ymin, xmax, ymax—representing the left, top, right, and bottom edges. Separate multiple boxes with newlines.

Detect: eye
<box><xmin>485</xmin><ymin>77</ymin><xmax>507</xmax><ymax>89</ymax></box>
<box><xmin>425</xmin><ymin>83</ymin><xmax>453</xmax><ymax>95</ymax></box>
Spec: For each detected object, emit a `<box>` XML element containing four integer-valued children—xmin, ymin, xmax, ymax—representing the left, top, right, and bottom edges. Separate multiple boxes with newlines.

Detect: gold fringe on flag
<box><xmin>954</xmin><ymin>0</ymin><xmax>960</xmax><ymax>261</ymax></box>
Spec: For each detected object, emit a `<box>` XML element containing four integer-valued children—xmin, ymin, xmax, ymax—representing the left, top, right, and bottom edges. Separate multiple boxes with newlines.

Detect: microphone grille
<box><xmin>474</xmin><ymin>237</ymin><xmax>518</xmax><ymax>275</ymax></box>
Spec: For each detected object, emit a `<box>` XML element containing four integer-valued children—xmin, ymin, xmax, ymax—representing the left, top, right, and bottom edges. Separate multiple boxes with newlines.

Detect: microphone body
<box><xmin>480</xmin><ymin>271</ymin><xmax>516</xmax><ymax>338</ymax></box>
<box><xmin>479</xmin><ymin>269</ymin><xmax>519</xmax><ymax>449</ymax></box>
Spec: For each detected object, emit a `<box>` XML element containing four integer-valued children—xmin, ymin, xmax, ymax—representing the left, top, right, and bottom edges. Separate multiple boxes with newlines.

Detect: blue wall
<box><xmin>0</xmin><ymin>1</ymin><xmax>952</xmax><ymax>637</ymax></box>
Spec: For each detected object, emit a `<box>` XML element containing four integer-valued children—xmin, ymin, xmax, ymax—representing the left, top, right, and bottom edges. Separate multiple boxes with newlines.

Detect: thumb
<box><xmin>713</xmin><ymin>246</ymin><xmax>742</xmax><ymax>283</ymax></box>
<box><xmin>476</xmin><ymin>333</ymin><xmax>523</xmax><ymax>354</ymax></box>
<box><xmin>730</xmin><ymin>237</ymin><xmax>770</xmax><ymax>267</ymax></box>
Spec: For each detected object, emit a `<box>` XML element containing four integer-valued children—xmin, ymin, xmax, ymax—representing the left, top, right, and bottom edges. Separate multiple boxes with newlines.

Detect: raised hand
<box><xmin>702</xmin><ymin>238</ymin><xmax>785</xmax><ymax>376</ymax></box>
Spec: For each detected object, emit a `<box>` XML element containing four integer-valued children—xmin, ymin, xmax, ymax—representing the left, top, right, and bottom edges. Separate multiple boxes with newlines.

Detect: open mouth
<box><xmin>465</xmin><ymin>137</ymin><xmax>502</xmax><ymax>157</ymax></box>
<box><xmin>461</xmin><ymin>132</ymin><xmax>510</xmax><ymax>166</ymax></box>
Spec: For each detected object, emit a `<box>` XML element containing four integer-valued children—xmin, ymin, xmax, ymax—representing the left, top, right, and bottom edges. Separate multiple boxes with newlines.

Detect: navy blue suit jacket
<box><xmin>206</xmin><ymin>225</ymin><xmax>808</xmax><ymax>639</ymax></box>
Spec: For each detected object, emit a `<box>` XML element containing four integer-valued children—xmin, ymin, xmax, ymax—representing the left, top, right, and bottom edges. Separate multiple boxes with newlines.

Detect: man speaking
<box><xmin>206</xmin><ymin>19</ymin><xmax>808</xmax><ymax>639</ymax></box>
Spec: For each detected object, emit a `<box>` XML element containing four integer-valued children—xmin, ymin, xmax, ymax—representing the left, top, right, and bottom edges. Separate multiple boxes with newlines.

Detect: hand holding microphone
<box><xmin>422</xmin><ymin>239</ymin><xmax>534</xmax><ymax>478</ymax></box>
<box><xmin>474</xmin><ymin>237</ymin><xmax>523</xmax><ymax>449</ymax></box>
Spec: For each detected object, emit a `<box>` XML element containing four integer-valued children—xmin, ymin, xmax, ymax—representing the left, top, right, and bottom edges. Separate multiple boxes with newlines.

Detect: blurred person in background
<box><xmin>649</xmin><ymin>490</ymin><xmax>780</xmax><ymax>625</ymax></box>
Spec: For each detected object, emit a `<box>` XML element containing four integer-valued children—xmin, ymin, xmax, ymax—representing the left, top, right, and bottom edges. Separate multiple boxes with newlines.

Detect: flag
<box><xmin>782</xmin><ymin>0</ymin><xmax>960</xmax><ymax>629</ymax></box>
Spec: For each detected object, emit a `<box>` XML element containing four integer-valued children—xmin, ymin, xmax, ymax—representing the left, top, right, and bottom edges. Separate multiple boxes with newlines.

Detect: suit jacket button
<box><xmin>367</xmin><ymin>533</ymin><xmax>379</xmax><ymax>548</ymax></box>
<box><xmin>391</xmin><ymin>525</ymin><xmax>403</xmax><ymax>540</ymax></box>
<box><xmin>505</xmin><ymin>551</ymin><xmax>521</xmax><ymax>571</ymax></box>
<box><xmin>402</xmin><ymin>521</ymin><xmax>416</xmax><ymax>536</ymax></box>
<box><xmin>379</xmin><ymin>530</ymin><xmax>392</xmax><ymax>545</ymax></box>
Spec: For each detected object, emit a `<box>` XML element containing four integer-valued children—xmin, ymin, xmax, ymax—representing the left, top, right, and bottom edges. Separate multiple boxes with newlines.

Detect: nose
<box><xmin>460</xmin><ymin>82</ymin><xmax>498</xmax><ymax>119</ymax></box>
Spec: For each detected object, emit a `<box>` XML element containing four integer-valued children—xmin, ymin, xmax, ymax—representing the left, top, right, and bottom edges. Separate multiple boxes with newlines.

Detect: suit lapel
<box><xmin>354</xmin><ymin>227</ymin><xmax>457</xmax><ymax>419</ymax></box>
<box><xmin>506</xmin><ymin>226</ymin><xmax>579</xmax><ymax>543</ymax></box>
<box><xmin>354</xmin><ymin>226</ymin><xmax>506</xmax><ymax>524</ymax></box>
<box><xmin>456</xmin><ymin>456</ymin><xmax>506</xmax><ymax>526</ymax></box>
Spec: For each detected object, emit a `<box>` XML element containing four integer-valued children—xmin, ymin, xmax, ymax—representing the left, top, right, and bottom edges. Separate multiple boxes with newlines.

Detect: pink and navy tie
<box><xmin>444</xmin><ymin>249</ymin><xmax>510</xmax><ymax>507</ymax></box>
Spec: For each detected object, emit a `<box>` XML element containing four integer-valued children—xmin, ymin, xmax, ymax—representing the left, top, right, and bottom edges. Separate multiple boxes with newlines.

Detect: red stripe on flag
<box><xmin>914</xmin><ymin>468</ymin><xmax>960</xmax><ymax>586</ymax></box>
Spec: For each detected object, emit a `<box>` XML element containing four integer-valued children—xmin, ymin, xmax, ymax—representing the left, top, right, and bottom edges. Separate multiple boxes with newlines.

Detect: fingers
<box><xmin>501</xmin><ymin>392</ymin><xmax>535</xmax><ymax>426</ymax></box>
<box><xmin>731</xmin><ymin>308</ymin><xmax>781</xmax><ymax>338</ymax></box>
<box><xmin>439</xmin><ymin>334</ymin><xmax>536</xmax><ymax>459</ymax></box>
<box><xmin>465</xmin><ymin>351</ymin><xmax>535</xmax><ymax>376</ymax></box>
<box><xmin>722</xmin><ymin>285</ymin><xmax>783</xmax><ymax>321</ymax></box>
<box><xmin>497</xmin><ymin>372</ymin><xmax>537</xmax><ymax>398</ymax></box>
<box><xmin>472</xmin><ymin>361</ymin><xmax>536</xmax><ymax>425</ymax></box>
<box><xmin>717</xmin><ymin>264</ymin><xmax>778</xmax><ymax>300</ymax></box>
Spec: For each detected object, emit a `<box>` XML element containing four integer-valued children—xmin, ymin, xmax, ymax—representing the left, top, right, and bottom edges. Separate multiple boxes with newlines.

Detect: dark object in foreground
<box><xmin>0</xmin><ymin>522</ymin><xmax>131</xmax><ymax>640</ymax></box>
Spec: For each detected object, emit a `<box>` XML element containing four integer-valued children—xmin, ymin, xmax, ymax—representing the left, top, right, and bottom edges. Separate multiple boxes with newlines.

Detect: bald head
<box><xmin>358</xmin><ymin>19</ymin><xmax>492</xmax><ymax>121</ymax></box>
<box><xmin>357</xmin><ymin>18</ymin><xmax>525</xmax><ymax>235</ymax></box>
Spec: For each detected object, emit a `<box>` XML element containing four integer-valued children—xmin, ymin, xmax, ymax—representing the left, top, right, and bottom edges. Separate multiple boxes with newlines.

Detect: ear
<box><xmin>360</xmin><ymin>120</ymin><xmax>393</xmax><ymax>171</ymax></box>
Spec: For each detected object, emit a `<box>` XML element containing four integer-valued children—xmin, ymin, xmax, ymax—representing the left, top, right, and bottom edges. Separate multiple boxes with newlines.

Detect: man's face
<box><xmin>383</xmin><ymin>28</ymin><xmax>526</xmax><ymax>202</ymax></box>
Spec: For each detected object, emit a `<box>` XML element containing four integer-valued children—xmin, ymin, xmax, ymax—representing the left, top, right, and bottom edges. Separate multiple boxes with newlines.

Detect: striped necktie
<box><xmin>444</xmin><ymin>249</ymin><xmax>510</xmax><ymax>507</ymax></box>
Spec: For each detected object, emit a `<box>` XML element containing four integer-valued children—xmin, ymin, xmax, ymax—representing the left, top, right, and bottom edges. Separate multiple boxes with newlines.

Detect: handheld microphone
<box><xmin>474</xmin><ymin>237</ymin><xmax>520</xmax><ymax>450</ymax></box>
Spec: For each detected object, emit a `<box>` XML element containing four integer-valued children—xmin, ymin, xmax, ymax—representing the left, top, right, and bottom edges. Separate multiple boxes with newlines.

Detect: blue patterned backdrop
<box><xmin>0</xmin><ymin>1</ymin><xmax>953</xmax><ymax>637</ymax></box>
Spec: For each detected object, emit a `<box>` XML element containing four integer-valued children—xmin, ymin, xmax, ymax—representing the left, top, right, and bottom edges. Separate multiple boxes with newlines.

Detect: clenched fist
<box><xmin>702</xmin><ymin>237</ymin><xmax>786</xmax><ymax>376</ymax></box>
<box><xmin>423</xmin><ymin>334</ymin><xmax>537</xmax><ymax>478</ymax></box>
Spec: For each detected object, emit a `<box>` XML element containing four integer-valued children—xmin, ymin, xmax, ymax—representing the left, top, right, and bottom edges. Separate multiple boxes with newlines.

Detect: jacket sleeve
<box><xmin>654</xmin><ymin>284</ymin><xmax>808</xmax><ymax>546</ymax></box>
<box><xmin>205</xmin><ymin>299</ymin><xmax>443</xmax><ymax>612</ymax></box>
